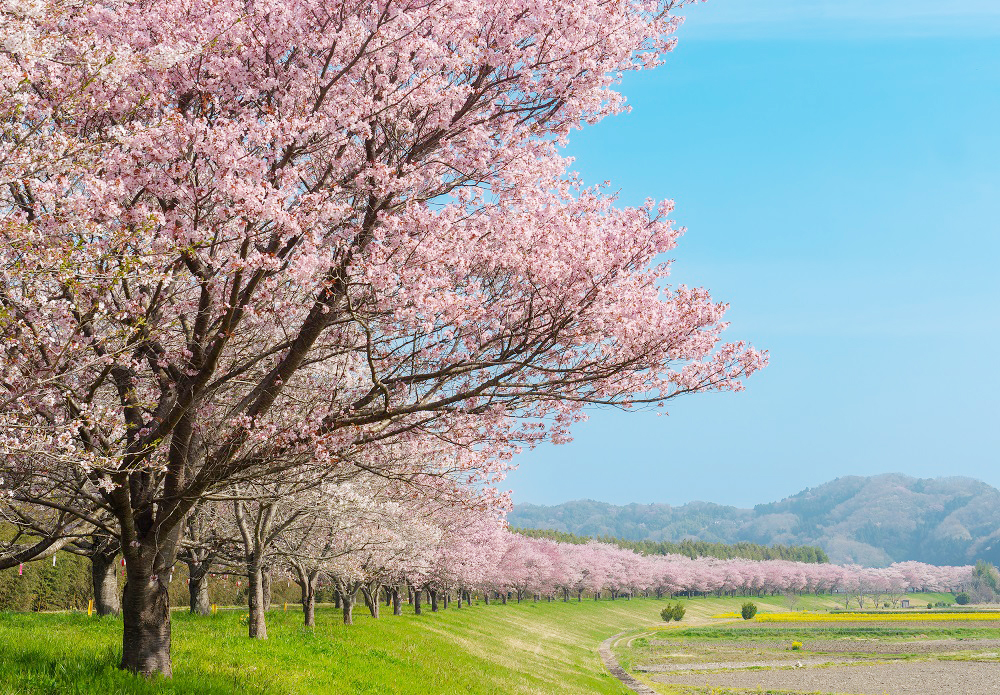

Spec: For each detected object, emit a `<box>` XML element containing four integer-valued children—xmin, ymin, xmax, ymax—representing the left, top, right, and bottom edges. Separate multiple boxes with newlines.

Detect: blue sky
<box><xmin>504</xmin><ymin>0</ymin><xmax>1000</xmax><ymax>508</ymax></box>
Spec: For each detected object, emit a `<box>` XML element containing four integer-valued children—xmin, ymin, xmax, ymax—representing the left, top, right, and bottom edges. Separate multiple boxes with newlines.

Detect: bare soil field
<box><xmin>619</xmin><ymin>612</ymin><xmax>1000</xmax><ymax>694</ymax></box>
<box><xmin>654</xmin><ymin>660</ymin><xmax>1000</xmax><ymax>694</ymax></box>
<box><xmin>701</xmin><ymin>619</ymin><xmax>1000</xmax><ymax>629</ymax></box>
<box><xmin>650</xmin><ymin>637</ymin><xmax>1000</xmax><ymax>655</ymax></box>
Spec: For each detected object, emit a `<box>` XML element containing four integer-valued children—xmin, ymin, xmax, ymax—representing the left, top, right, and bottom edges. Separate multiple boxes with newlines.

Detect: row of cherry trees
<box><xmin>482</xmin><ymin>535</ymin><xmax>972</xmax><ymax>605</ymax></box>
<box><xmin>175</xmin><ymin>480</ymin><xmax>973</xmax><ymax>636</ymax></box>
<box><xmin>0</xmin><ymin>0</ymin><xmax>769</xmax><ymax>678</ymax></box>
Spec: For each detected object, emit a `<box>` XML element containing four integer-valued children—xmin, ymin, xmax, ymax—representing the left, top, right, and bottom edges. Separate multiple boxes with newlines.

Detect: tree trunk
<box><xmin>300</xmin><ymin>580</ymin><xmax>316</xmax><ymax>628</ymax></box>
<box><xmin>430</xmin><ymin>588</ymin><xmax>438</xmax><ymax>612</ymax></box>
<box><xmin>188</xmin><ymin>569</ymin><xmax>211</xmax><ymax>616</ymax></box>
<box><xmin>501</xmin><ymin>592</ymin><xmax>507</xmax><ymax>605</ymax></box>
<box><xmin>342</xmin><ymin>589</ymin><xmax>356</xmax><ymax>625</ymax></box>
<box><xmin>120</xmin><ymin>566</ymin><xmax>172</xmax><ymax>677</ymax></box>
<box><xmin>261</xmin><ymin>571</ymin><xmax>272</xmax><ymax>612</ymax></box>
<box><xmin>362</xmin><ymin>586</ymin><xmax>379</xmax><ymax>619</ymax></box>
<box><xmin>413</xmin><ymin>587</ymin><xmax>422</xmax><ymax>615</ymax></box>
<box><xmin>385</xmin><ymin>586</ymin><xmax>392</xmax><ymax>607</ymax></box>
<box><xmin>392</xmin><ymin>586</ymin><xmax>402</xmax><ymax>616</ymax></box>
<box><xmin>91</xmin><ymin>551</ymin><xmax>121</xmax><ymax>616</ymax></box>
<box><xmin>456</xmin><ymin>590</ymin><xmax>462</xmax><ymax>609</ymax></box>
<box><xmin>334</xmin><ymin>589</ymin><xmax>342</xmax><ymax>609</ymax></box>
<box><xmin>483</xmin><ymin>591</ymin><xmax>490</xmax><ymax>605</ymax></box>
<box><xmin>247</xmin><ymin>566</ymin><xmax>267</xmax><ymax>639</ymax></box>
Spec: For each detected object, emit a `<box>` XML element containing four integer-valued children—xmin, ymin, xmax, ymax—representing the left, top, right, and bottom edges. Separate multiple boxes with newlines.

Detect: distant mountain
<box><xmin>508</xmin><ymin>474</ymin><xmax>1000</xmax><ymax>567</ymax></box>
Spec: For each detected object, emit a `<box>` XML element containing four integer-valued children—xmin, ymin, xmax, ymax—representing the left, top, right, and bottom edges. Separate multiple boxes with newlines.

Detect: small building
<box><xmin>901</xmin><ymin>599</ymin><xmax>910</xmax><ymax>608</ymax></box>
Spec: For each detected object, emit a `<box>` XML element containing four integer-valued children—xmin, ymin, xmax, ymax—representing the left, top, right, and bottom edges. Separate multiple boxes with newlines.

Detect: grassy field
<box><xmin>0</xmin><ymin>592</ymin><xmax>958</xmax><ymax>694</ymax></box>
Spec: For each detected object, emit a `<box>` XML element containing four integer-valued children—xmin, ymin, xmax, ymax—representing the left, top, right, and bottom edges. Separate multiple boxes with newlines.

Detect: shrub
<box><xmin>790</xmin><ymin>641</ymin><xmax>803</xmax><ymax>651</ymax></box>
<box><xmin>660</xmin><ymin>601</ymin><xmax>686</xmax><ymax>622</ymax></box>
<box><xmin>955</xmin><ymin>592</ymin><xmax>971</xmax><ymax>605</ymax></box>
<box><xmin>670</xmin><ymin>603</ymin><xmax>686</xmax><ymax>621</ymax></box>
<box><xmin>741</xmin><ymin>602</ymin><xmax>758</xmax><ymax>620</ymax></box>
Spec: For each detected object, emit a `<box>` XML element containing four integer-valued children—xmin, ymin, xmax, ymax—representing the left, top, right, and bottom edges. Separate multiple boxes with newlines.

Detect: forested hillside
<box><xmin>510</xmin><ymin>474</ymin><xmax>1000</xmax><ymax>567</ymax></box>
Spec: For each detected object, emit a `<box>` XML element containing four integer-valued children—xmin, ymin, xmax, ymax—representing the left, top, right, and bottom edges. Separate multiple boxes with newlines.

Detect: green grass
<box><xmin>0</xmin><ymin>598</ymin><xmax>665</xmax><ymax>694</ymax></box>
<box><xmin>0</xmin><ymin>593</ymin><xmax>960</xmax><ymax>694</ymax></box>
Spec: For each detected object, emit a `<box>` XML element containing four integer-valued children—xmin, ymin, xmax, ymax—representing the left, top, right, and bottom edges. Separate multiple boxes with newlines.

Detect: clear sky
<box><xmin>504</xmin><ymin>0</ymin><xmax>1000</xmax><ymax>508</ymax></box>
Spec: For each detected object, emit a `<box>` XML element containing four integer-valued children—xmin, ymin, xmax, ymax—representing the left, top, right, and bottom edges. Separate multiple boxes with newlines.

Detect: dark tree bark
<box><xmin>91</xmin><ymin>548</ymin><xmax>121</xmax><ymax>616</ymax></box>
<box><xmin>430</xmin><ymin>588</ymin><xmax>438</xmax><ymax>612</ymax></box>
<box><xmin>413</xmin><ymin>587</ymin><xmax>422</xmax><ymax>615</ymax></box>
<box><xmin>247</xmin><ymin>564</ymin><xmax>267</xmax><ymax>639</ymax></box>
<box><xmin>304</xmin><ymin>588</ymin><xmax>316</xmax><ymax>626</ymax></box>
<box><xmin>262</xmin><ymin>571</ymin><xmax>272</xmax><ymax>613</ymax></box>
<box><xmin>294</xmin><ymin>566</ymin><xmax>318</xmax><ymax>628</ymax></box>
<box><xmin>361</xmin><ymin>585</ymin><xmax>379</xmax><ymax>619</ymax></box>
<box><xmin>185</xmin><ymin>556</ymin><xmax>212</xmax><ymax>615</ymax></box>
<box><xmin>188</xmin><ymin>571</ymin><xmax>211</xmax><ymax>616</ymax></box>
<box><xmin>342</xmin><ymin>588</ymin><xmax>356</xmax><ymax>625</ymax></box>
<box><xmin>119</xmin><ymin>549</ymin><xmax>173</xmax><ymax>677</ymax></box>
<box><xmin>391</xmin><ymin>586</ymin><xmax>402</xmax><ymax>616</ymax></box>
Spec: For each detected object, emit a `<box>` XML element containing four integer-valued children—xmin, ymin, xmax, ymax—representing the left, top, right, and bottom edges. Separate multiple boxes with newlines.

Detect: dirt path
<box><xmin>599</xmin><ymin>614</ymin><xmax>731</xmax><ymax>693</ymax></box>
<box><xmin>599</xmin><ymin>631</ymin><xmax>658</xmax><ymax>694</ymax></box>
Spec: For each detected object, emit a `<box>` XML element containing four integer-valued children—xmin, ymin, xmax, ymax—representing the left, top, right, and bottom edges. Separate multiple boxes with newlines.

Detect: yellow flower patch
<box><xmin>709</xmin><ymin>611</ymin><xmax>1000</xmax><ymax>621</ymax></box>
<box><xmin>756</xmin><ymin>612</ymin><xmax>1000</xmax><ymax>622</ymax></box>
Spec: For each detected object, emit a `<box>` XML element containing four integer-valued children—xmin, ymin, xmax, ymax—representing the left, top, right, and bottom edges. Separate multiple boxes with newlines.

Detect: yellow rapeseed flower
<box><xmin>755</xmin><ymin>612</ymin><xmax>1000</xmax><ymax>622</ymax></box>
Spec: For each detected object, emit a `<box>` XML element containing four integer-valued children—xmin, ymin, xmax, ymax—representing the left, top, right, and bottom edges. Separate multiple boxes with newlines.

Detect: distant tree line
<box><xmin>513</xmin><ymin>528</ymin><xmax>830</xmax><ymax>563</ymax></box>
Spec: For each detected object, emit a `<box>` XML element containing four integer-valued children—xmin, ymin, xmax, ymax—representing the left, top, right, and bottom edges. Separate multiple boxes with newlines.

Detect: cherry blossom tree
<box><xmin>0</xmin><ymin>0</ymin><xmax>769</xmax><ymax>676</ymax></box>
<box><xmin>177</xmin><ymin>501</ymin><xmax>232</xmax><ymax>616</ymax></box>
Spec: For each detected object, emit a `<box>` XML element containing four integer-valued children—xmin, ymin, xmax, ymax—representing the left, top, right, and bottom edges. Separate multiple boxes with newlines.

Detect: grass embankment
<box><xmin>0</xmin><ymin>592</ymin><xmax>958</xmax><ymax>694</ymax></box>
<box><xmin>0</xmin><ymin>598</ymin><xmax>656</xmax><ymax>694</ymax></box>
